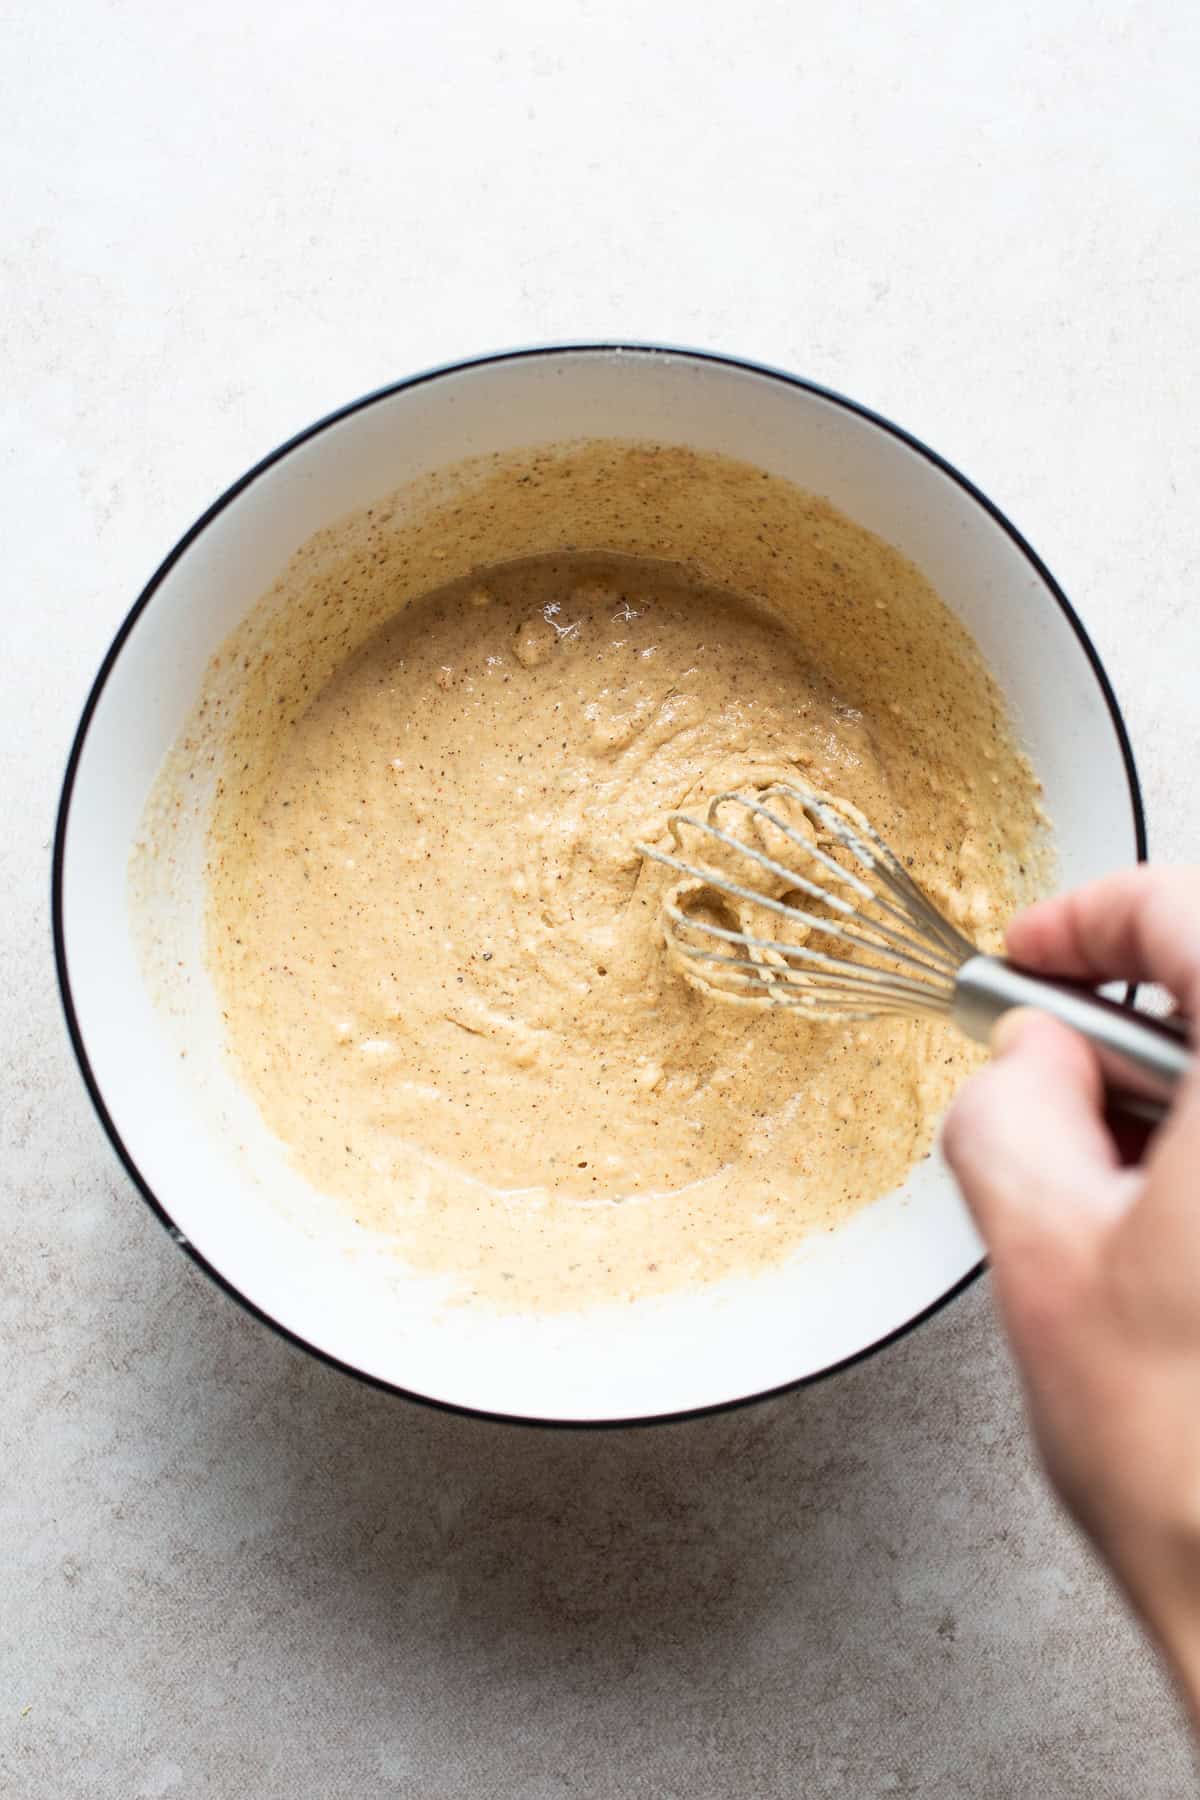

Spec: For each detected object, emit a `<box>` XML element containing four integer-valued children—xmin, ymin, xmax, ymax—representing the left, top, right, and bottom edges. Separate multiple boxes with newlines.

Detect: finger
<box><xmin>1005</xmin><ymin>867</ymin><xmax>1200</xmax><ymax>1015</ymax></box>
<box><xmin>1117</xmin><ymin>1062</ymin><xmax>1200</xmax><ymax>1273</ymax></box>
<box><xmin>942</xmin><ymin>1009</ymin><xmax>1124</xmax><ymax>1265</ymax></box>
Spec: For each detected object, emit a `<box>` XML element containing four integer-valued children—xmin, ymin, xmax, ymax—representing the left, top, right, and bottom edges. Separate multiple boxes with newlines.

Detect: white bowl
<box><xmin>54</xmin><ymin>345</ymin><xmax>1144</xmax><ymax>1425</ymax></box>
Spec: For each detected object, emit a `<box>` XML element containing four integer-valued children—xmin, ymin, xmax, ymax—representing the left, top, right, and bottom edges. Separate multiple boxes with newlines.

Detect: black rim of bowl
<box><xmin>51</xmin><ymin>342</ymin><xmax>1148</xmax><ymax>1430</ymax></box>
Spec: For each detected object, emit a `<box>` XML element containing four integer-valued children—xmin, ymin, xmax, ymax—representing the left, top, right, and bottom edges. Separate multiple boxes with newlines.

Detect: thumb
<box><xmin>942</xmin><ymin>1009</ymin><xmax>1124</xmax><ymax>1264</ymax></box>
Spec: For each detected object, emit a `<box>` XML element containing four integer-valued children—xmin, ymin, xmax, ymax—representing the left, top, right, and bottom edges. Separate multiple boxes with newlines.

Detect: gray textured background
<box><xmin>7</xmin><ymin>2</ymin><xmax>1200</xmax><ymax>1793</ymax></box>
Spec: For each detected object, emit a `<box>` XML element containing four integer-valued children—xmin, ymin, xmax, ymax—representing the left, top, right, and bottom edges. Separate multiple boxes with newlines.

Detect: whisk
<box><xmin>638</xmin><ymin>781</ymin><xmax>1191</xmax><ymax>1115</ymax></box>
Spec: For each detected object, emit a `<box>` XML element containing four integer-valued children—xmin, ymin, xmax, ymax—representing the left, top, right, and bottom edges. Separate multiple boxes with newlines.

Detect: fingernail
<box><xmin>990</xmin><ymin>1006</ymin><xmax>1037</xmax><ymax>1055</ymax></box>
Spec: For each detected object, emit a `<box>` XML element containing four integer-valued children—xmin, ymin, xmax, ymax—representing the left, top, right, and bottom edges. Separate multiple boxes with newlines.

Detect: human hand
<box><xmin>942</xmin><ymin>867</ymin><xmax>1200</xmax><ymax>1721</ymax></box>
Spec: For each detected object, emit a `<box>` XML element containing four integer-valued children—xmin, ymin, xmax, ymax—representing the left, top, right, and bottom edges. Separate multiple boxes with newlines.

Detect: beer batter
<box><xmin>202</xmin><ymin>454</ymin><xmax>1045</xmax><ymax>1311</ymax></box>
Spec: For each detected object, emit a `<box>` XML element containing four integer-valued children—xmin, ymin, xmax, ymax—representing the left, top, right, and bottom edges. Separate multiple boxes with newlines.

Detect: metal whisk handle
<box><xmin>953</xmin><ymin>955</ymin><xmax>1193</xmax><ymax>1117</ymax></box>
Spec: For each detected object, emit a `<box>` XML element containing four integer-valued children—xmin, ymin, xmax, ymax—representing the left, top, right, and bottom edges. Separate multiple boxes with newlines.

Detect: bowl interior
<box><xmin>58</xmin><ymin>348</ymin><xmax>1141</xmax><ymax>1422</ymax></box>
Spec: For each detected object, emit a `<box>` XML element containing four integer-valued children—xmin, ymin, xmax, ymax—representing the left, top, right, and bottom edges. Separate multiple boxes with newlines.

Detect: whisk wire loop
<box><xmin>638</xmin><ymin>779</ymin><xmax>975</xmax><ymax>1018</ymax></box>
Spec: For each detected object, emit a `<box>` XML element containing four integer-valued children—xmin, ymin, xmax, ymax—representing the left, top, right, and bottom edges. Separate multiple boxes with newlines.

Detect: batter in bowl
<box><xmin>197</xmin><ymin>444</ymin><xmax>1047</xmax><ymax>1311</ymax></box>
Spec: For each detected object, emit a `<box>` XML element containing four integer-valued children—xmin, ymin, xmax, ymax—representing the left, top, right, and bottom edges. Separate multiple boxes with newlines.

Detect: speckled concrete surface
<box><xmin>6</xmin><ymin>3</ymin><xmax>1200</xmax><ymax>1793</ymax></box>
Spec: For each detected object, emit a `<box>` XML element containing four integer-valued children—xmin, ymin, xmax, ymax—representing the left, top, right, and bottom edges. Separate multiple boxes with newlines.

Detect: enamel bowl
<box><xmin>54</xmin><ymin>345</ymin><xmax>1143</xmax><ymax>1424</ymax></box>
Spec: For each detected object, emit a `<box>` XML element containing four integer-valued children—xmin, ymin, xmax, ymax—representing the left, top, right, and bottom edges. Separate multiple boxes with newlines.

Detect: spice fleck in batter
<box><xmin>201</xmin><ymin>451</ymin><xmax>1046</xmax><ymax>1311</ymax></box>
